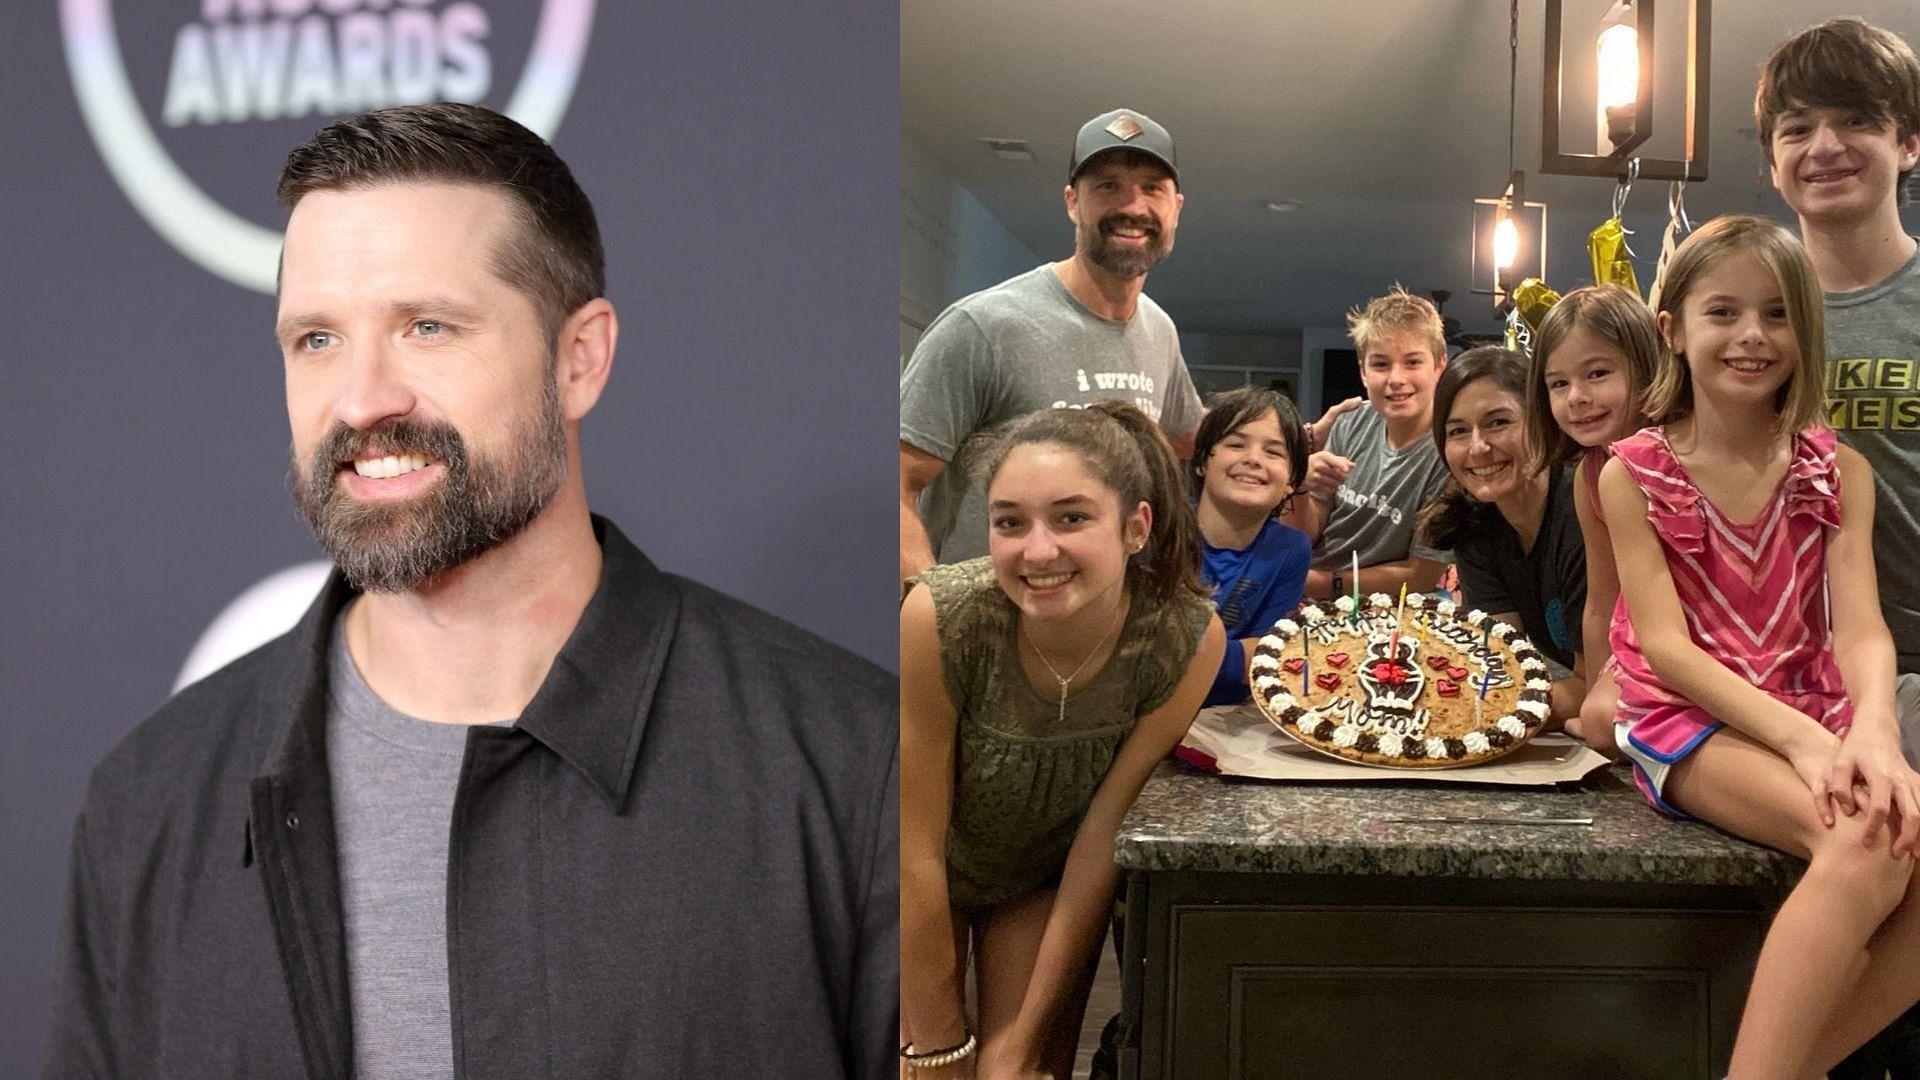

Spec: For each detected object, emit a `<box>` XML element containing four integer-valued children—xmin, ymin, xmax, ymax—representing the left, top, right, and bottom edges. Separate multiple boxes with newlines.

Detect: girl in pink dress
<box><xmin>1604</xmin><ymin>214</ymin><xmax>1920</xmax><ymax>1079</ymax></box>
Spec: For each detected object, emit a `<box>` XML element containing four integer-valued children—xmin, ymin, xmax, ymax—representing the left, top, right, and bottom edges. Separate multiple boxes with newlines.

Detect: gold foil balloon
<box><xmin>1589</xmin><ymin>217</ymin><xmax>1640</xmax><ymax>295</ymax></box>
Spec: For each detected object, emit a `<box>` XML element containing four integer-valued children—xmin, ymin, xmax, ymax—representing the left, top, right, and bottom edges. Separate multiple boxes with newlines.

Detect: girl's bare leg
<box><xmin>1803</xmin><ymin>869</ymin><xmax>1920</xmax><ymax>1079</ymax></box>
<box><xmin>1665</xmin><ymin>729</ymin><xmax>1916</xmax><ymax>1080</ymax></box>
<box><xmin>972</xmin><ymin>887</ymin><xmax>1105</xmax><ymax>1078</ymax></box>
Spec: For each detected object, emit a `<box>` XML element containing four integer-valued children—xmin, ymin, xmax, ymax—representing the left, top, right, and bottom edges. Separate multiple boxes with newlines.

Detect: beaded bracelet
<box><xmin>899</xmin><ymin>1032</ymin><xmax>977</xmax><ymax>1069</ymax></box>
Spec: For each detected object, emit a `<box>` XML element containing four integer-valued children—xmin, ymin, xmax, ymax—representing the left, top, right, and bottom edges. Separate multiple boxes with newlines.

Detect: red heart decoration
<box><xmin>1282</xmin><ymin>657</ymin><xmax>1306</xmax><ymax>674</ymax></box>
<box><xmin>1435</xmin><ymin>679</ymin><xmax>1460</xmax><ymax>697</ymax></box>
<box><xmin>1314</xmin><ymin>672</ymin><xmax>1342</xmax><ymax>691</ymax></box>
<box><xmin>1326</xmin><ymin>652</ymin><xmax>1351</xmax><ymax>669</ymax></box>
<box><xmin>1426</xmin><ymin>655</ymin><xmax>1450</xmax><ymax>671</ymax></box>
<box><xmin>1446</xmin><ymin>666</ymin><xmax>1469</xmax><ymax>681</ymax></box>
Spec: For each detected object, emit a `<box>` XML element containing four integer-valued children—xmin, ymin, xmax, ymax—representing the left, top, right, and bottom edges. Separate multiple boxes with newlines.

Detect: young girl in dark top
<box><xmin>900</xmin><ymin>402</ymin><xmax>1224</xmax><ymax>1078</ymax></box>
<box><xmin>1526</xmin><ymin>284</ymin><xmax>1661</xmax><ymax>750</ymax></box>
<box><xmin>1417</xmin><ymin>347</ymin><xmax>1586</xmax><ymax>722</ymax></box>
<box><xmin>1190</xmin><ymin>387</ymin><xmax>1312</xmax><ymax>706</ymax></box>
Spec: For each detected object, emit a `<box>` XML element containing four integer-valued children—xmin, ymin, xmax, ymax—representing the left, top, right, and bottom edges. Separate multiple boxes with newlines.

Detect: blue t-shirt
<box><xmin>1200</xmin><ymin>517</ymin><xmax>1312</xmax><ymax>706</ymax></box>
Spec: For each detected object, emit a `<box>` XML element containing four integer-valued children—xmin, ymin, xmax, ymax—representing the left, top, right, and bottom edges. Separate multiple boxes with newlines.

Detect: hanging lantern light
<box><xmin>1472</xmin><ymin>171</ymin><xmax>1547</xmax><ymax>306</ymax></box>
<box><xmin>1541</xmin><ymin>0</ymin><xmax>1710</xmax><ymax>183</ymax></box>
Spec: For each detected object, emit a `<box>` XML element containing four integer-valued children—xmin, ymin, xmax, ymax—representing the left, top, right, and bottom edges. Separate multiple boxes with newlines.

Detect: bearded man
<box><xmin>898</xmin><ymin>108</ymin><xmax>1206</xmax><ymax>581</ymax></box>
<box><xmin>42</xmin><ymin>103</ymin><xmax>897</xmax><ymax>1080</ymax></box>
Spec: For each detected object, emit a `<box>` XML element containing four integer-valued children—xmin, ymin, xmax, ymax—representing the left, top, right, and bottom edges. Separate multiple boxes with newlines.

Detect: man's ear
<box><xmin>555</xmin><ymin>298</ymin><xmax>618</xmax><ymax>421</ymax></box>
<box><xmin>1063</xmin><ymin>183</ymin><xmax>1080</xmax><ymax>227</ymax></box>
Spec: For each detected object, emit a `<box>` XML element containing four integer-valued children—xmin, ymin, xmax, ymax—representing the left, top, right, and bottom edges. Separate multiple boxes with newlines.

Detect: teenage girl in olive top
<box><xmin>900</xmin><ymin>402</ymin><xmax>1224</xmax><ymax>1079</ymax></box>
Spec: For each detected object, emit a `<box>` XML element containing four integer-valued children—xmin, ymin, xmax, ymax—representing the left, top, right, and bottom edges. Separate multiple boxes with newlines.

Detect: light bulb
<box><xmin>1494</xmin><ymin>215</ymin><xmax>1519</xmax><ymax>271</ymax></box>
<box><xmin>1596</xmin><ymin>3</ymin><xmax>1638</xmax><ymax>153</ymax></box>
<box><xmin>1596</xmin><ymin>23</ymin><xmax>1638</xmax><ymax>109</ymax></box>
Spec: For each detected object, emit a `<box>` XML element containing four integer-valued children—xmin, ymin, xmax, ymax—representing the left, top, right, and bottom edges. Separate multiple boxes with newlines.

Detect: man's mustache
<box><xmin>313</xmin><ymin>419</ymin><xmax>467</xmax><ymax>468</ymax></box>
<box><xmin>1098</xmin><ymin>213</ymin><xmax>1161</xmax><ymax>238</ymax></box>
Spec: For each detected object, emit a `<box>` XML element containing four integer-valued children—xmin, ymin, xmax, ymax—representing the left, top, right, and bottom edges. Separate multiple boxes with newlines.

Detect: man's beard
<box><xmin>290</xmin><ymin>373</ymin><xmax>568</xmax><ymax>594</ymax></box>
<box><xmin>1080</xmin><ymin>212</ymin><xmax>1171</xmax><ymax>278</ymax></box>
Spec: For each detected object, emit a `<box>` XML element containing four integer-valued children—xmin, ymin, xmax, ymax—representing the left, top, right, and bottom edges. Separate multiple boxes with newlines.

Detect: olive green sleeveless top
<box><xmin>921</xmin><ymin>558</ymin><xmax>1213</xmax><ymax>912</ymax></box>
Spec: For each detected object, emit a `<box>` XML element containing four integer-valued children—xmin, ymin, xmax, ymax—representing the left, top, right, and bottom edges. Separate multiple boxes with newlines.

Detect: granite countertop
<box><xmin>1115</xmin><ymin>759</ymin><xmax>1800</xmax><ymax>888</ymax></box>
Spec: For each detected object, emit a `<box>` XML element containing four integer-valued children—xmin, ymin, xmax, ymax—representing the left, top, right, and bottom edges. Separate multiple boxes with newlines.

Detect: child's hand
<box><xmin>1829</xmin><ymin>726</ymin><xmax>1920</xmax><ymax>854</ymax></box>
<box><xmin>1785</xmin><ymin>726</ymin><xmax>1845</xmax><ymax>825</ymax></box>
<box><xmin>1308</xmin><ymin>396</ymin><xmax>1364</xmax><ymax>451</ymax></box>
<box><xmin>1301</xmin><ymin>450</ymin><xmax>1355</xmax><ymax>494</ymax></box>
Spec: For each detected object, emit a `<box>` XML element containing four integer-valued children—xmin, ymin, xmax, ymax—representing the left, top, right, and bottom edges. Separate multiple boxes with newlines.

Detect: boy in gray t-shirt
<box><xmin>1291</xmin><ymin>287</ymin><xmax>1452</xmax><ymax>600</ymax></box>
<box><xmin>1759</xmin><ymin>18</ymin><xmax>1920</xmax><ymax>1077</ymax></box>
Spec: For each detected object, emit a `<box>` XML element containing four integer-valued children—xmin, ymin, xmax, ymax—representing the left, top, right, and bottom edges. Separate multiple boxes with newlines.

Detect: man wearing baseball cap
<box><xmin>899</xmin><ymin>108</ymin><xmax>1204</xmax><ymax>581</ymax></box>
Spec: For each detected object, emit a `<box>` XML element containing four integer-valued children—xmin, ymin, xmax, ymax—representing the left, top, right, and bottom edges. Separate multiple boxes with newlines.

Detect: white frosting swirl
<box><xmin>1274</xmin><ymin>619</ymin><xmax>1299</xmax><ymax>638</ymax></box>
<box><xmin>1466</xmin><ymin>608</ymin><xmax>1488</xmax><ymax>625</ymax></box>
<box><xmin>1520</xmin><ymin>658</ymin><xmax>1548</xmax><ymax>675</ymax></box>
<box><xmin>1332</xmin><ymin>724</ymin><xmax>1361</xmax><ymax>748</ymax></box>
<box><xmin>1516</xmin><ymin>699</ymin><xmax>1550</xmax><ymax>719</ymax></box>
<box><xmin>1425</xmin><ymin>736</ymin><xmax>1450</xmax><ymax>758</ymax></box>
<box><xmin>1377</xmin><ymin>731</ymin><xmax>1405</xmax><ymax>757</ymax></box>
<box><xmin>1463</xmin><ymin>731</ymin><xmax>1491</xmax><ymax>754</ymax></box>
<box><xmin>1300</xmin><ymin>604</ymin><xmax>1325</xmax><ymax>624</ymax></box>
<box><xmin>1435</xmin><ymin>599</ymin><xmax>1457</xmax><ymax>617</ymax></box>
<box><xmin>1406</xmin><ymin>592</ymin><xmax>1427</xmax><ymax>609</ymax></box>
<box><xmin>1525</xmin><ymin>678</ymin><xmax>1551</xmax><ymax>691</ymax></box>
<box><xmin>1251</xmin><ymin>654</ymin><xmax>1280</xmax><ymax>673</ymax></box>
<box><xmin>1333</xmin><ymin>595</ymin><xmax>1355</xmax><ymax>614</ymax></box>
<box><xmin>1492</xmin><ymin>624</ymin><xmax>1517</xmax><ymax>643</ymax></box>
<box><xmin>1497</xmin><ymin>716</ymin><xmax>1527</xmax><ymax>738</ymax></box>
<box><xmin>1254</xmin><ymin>674</ymin><xmax>1282</xmax><ymax>692</ymax></box>
<box><xmin>1368</xmin><ymin>592</ymin><xmax>1393</xmax><ymax>609</ymax></box>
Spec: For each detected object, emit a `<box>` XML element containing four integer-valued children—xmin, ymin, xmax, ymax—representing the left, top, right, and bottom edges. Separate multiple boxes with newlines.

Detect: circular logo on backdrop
<box><xmin>59</xmin><ymin>0</ymin><xmax>598</xmax><ymax>293</ymax></box>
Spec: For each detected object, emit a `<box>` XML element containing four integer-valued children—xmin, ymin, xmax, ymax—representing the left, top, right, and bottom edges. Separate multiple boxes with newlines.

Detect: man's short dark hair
<box><xmin>1756</xmin><ymin>18</ymin><xmax>1920</xmax><ymax>192</ymax></box>
<box><xmin>277</xmin><ymin>102</ymin><xmax>605</xmax><ymax>341</ymax></box>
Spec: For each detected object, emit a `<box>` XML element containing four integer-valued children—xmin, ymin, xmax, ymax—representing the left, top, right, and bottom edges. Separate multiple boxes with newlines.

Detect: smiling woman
<box><xmin>1416</xmin><ymin>346</ymin><xmax>1588</xmax><ymax>723</ymax></box>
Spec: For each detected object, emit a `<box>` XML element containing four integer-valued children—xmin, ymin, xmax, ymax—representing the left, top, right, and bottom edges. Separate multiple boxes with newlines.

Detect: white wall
<box><xmin>900</xmin><ymin>136</ymin><xmax>1044</xmax><ymax>341</ymax></box>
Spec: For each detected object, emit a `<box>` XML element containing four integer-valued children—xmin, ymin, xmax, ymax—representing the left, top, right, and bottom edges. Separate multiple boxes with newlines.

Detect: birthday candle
<box><xmin>1301</xmin><ymin>628</ymin><xmax>1311</xmax><ymax>694</ymax></box>
<box><xmin>1349</xmin><ymin>551</ymin><xmax>1360</xmax><ymax>626</ymax></box>
<box><xmin>1479</xmin><ymin>616</ymin><xmax>1493</xmax><ymax>700</ymax></box>
<box><xmin>1389</xmin><ymin>582</ymin><xmax>1406</xmax><ymax>660</ymax></box>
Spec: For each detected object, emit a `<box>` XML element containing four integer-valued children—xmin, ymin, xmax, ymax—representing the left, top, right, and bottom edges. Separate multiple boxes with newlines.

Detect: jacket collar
<box><xmin>252</xmin><ymin>515</ymin><xmax>681</xmax><ymax>812</ymax></box>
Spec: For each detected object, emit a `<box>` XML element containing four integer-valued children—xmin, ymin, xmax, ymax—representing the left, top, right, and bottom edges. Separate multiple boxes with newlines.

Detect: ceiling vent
<box><xmin>977</xmin><ymin>138</ymin><xmax>1036</xmax><ymax>162</ymax></box>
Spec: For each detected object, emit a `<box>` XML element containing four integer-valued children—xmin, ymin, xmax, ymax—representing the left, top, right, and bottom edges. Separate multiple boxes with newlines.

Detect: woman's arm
<box><xmin>1821</xmin><ymin>446</ymin><xmax>1920</xmax><ymax>852</ymax></box>
<box><xmin>995</xmin><ymin>614</ymin><xmax>1227</xmax><ymax>1073</ymax></box>
<box><xmin>898</xmin><ymin>584</ymin><xmax>972</xmax><ymax>1056</ymax></box>
<box><xmin>1599</xmin><ymin>459</ymin><xmax>1841</xmax><ymax>797</ymax></box>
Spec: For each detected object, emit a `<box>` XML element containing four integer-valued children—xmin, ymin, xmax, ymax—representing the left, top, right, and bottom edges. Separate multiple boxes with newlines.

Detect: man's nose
<box><xmin>334</xmin><ymin>341</ymin><xmax>417</xmax><ymax>431</ymax></box>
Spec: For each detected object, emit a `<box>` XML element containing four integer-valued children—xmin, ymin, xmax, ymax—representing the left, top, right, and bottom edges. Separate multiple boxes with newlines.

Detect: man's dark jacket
<box><xmin>42</xmin><ymin>519</ymin><xmax>899</xmax><ymax>1079</ymax></box>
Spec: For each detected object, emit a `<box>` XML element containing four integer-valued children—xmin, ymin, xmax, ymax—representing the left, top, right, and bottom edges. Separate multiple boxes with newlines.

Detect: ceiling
<box><xmin>902</xmin><ymin>0</ymin><xmax>1920</xmax><ymax>338</ymax></box>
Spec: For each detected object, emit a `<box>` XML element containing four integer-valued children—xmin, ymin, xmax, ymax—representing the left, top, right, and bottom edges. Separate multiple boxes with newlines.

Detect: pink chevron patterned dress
<box><xmin>1609</xmin><ymin>425</ymin><xmax>1853</xmax><ymax>815</ymax></box>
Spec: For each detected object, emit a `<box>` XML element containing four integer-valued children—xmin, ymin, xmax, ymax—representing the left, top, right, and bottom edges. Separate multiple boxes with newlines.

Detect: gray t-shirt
<box><xmin>327</xmin><ymin>616</ymin><xmax>507</xmax><ymax>1079</ymax></box>
<box><xmin>899</xmin><ymin>264</ymin><xmax>1204</xmax><ymax>563</ymax></box>
<box><xmin>1308</xmin><ymin>403</ymin><xmax>1452</xmax><ymax>570</ymax></box>
<box><xmin>1826</xmin><ymin>246</ymin><xmax>1920</xmax><ymax>673</ymax></box>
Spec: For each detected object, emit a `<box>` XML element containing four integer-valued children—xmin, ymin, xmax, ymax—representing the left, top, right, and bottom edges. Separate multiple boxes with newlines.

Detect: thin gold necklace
<box><xmin>1021</xmin><ymin>599</ymin><xmax>1126</xmax><ymax>725</ymax></box>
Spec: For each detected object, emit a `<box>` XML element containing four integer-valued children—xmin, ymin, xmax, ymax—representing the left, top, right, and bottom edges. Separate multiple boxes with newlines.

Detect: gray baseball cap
<box><xmin>1069</xmin><ymin>108</ymin><xmax>1178</xmax><ymax>186</ymax></box>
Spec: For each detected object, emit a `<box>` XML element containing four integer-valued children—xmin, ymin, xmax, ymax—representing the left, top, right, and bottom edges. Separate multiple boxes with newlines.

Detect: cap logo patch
<box><xmin>1105</xmin><ymin>115</ymin><xmax>1143</xmax><ymax>141</ymax></box>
